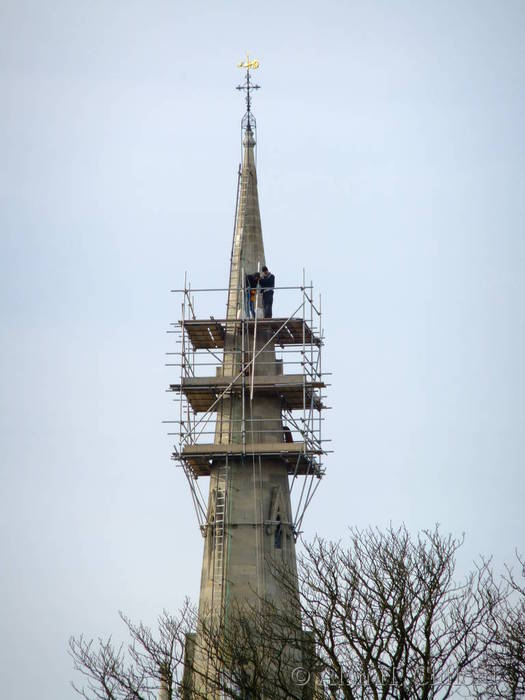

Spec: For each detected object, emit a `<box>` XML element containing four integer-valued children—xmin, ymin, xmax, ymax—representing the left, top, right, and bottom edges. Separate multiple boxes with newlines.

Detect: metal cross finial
<box><xmin>236</xmin><ymin>53</ymin><xmax>260</xmax><ymax>132</ymax></box>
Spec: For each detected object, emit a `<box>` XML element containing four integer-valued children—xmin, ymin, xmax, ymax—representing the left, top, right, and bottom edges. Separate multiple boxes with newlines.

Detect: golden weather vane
<box><xmin>237</xmin><ymin>53</ymin><xmax>260</xmax><ymax>70</ymax></box>
<box><xmin>236</xmin><ymin>53</ymin><xmax>261</xmax><ymax>131</ymax></box>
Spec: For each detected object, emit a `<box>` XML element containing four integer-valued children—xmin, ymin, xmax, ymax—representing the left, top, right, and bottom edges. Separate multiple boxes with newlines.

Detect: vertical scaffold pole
<box><xmin>319</xmin><ymin>292</ymin><xmax>323</xmax><ymax>470</ymax></box>
<box><xmin>250</xmin><ymin>261</ymin><xmax>261</xmax><ymax>402</ymax></box>
<box><xmin>241</xmin><ymin>267</ymin><xmax>246</xmax><ymax>449</ymax></box>
<box><xmin>302</xmin><ymin>269</ymin><xmax>306</xmax><ymax>445</ymax></box>
<box><xmin>309</xmin><ymin>278</ymin><xmax>314</xmax><ymax>451</ymax></box>
<box><xmin>180</xmin><ymin>272</ymin><xmax>186</xmax><ymax>448</ymax></box>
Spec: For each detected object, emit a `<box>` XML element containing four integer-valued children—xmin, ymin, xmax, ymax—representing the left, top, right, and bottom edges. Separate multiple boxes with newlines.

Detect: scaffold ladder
<box><xmin>212</xmin><ymin>457</ymin><xmax>228</xmax><ymax>607</ymax></box>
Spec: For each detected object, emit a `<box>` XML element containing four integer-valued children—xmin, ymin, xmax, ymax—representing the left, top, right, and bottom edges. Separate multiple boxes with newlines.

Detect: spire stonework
<box><xmin>176</xmin><ymin>61</ymin><xmax>323</xmax><ymax>699</ymax></box>
<box><xmin>226</xmin><ymin>127</ymin><xmax>265</xmax><ymax>323</ymax></box>
<box><xmin>198</xmin><ymin>56</ymin><xmax>297</xmax><ymax>624</ymax></box>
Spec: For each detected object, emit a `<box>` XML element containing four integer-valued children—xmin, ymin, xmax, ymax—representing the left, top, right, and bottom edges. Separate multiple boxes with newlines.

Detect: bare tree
<box><xmin>70</xmin><ymin>525</ymin><xmax>506</xmax><ymax>700</ymax></box>
<box><xmin>70</xmin><ymin>598</ymin><xmax>314</xmax><ymax>700</ymax></box>
<box><xmin>470</xmin><ymin>552</ymin><xmax>525</xmax><ymax>699</ymax></box>
<box><xmin>270</xmin><ymin>525</ymin><xmax>502</xmax><ymax>699</ymax></box>
<box><xmin>69</xmin><ymin>599</ymin><xmax>194</xmax><ymax>700</ymax></box>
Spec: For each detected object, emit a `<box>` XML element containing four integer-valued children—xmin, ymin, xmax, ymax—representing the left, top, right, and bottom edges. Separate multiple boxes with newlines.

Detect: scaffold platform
<box><xmin>174</xmin><ymin>441</ymin><xmax>322</xmax><ymax>478</ymax></box>
<box><xmin>179</xmin><ymin>317</ymin><xmax>320</xmax><ymax>350</ymax></box>
<box><xmin>169</xmin><ymin>374</ymin><xmax>325</xmax><ymax>413</ymax></box>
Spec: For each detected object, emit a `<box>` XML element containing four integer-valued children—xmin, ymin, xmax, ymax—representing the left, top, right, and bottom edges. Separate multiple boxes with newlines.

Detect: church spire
<box><xmin>170</xmin><ymin>66</ymin><xmax>328</xmax><ymax>697</ymax></box>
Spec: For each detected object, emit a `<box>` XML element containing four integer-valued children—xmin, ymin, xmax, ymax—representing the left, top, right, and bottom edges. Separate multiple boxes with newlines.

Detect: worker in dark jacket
<box><xmin>259</xmin><ymin>266</ymin><xmax>275</xmax><ymax>318</ymax></box>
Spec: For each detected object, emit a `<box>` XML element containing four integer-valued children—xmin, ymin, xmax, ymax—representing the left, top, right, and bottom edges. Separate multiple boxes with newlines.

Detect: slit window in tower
<box><xmin>274</xmin><ymin>514</ymin><xmax>282</xmax><ymax>550</ymax></box>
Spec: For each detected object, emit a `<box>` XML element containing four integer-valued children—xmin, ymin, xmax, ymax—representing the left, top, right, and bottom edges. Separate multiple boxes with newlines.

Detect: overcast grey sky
<box><xmin>1</xmin><ymin>1</ymin><xmax>524</xmax><ymax>698</ymax></box>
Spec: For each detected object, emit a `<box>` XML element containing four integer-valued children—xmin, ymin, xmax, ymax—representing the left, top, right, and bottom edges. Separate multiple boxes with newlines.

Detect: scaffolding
<box><xmin>166</xmin><ymin>275</ymin><xmax>330</xmax><ymax>539</ymax></box>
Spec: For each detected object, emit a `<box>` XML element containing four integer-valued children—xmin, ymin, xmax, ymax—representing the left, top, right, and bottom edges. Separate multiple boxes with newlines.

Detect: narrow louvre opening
<box><xmin>274</xmin><ymin>514</ymin><xmax>282</xmax><ymax>549</ymax></box>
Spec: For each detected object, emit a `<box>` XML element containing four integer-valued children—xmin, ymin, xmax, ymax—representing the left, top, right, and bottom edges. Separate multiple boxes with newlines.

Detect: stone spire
<box><xmin>218</xmin><ymin>122</ymin><xmax>272</xmax><ymax>444</ymax></box>
<box><xmin>179</xmin><ymin>61</ymin><xmax>319</xmax><ymax>698</ymax></box>
<box><xmin>226</xmin><ymin>127</ymin><xmax>265</xmax><ymax>321</ymax></box>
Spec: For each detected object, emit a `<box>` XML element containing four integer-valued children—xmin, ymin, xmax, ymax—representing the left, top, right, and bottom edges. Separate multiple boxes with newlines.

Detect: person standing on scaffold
<box><xmin>259</xmin><ymin>266</ymin><xmax>275</xmax><ymax>318</ymax></box>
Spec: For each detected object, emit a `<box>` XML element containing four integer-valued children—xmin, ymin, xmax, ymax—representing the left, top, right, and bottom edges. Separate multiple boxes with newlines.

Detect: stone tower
<box><xmin>170</xmin><ymin>61</ymin><xmax>326</xmax><ymax>698</ymax></box>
